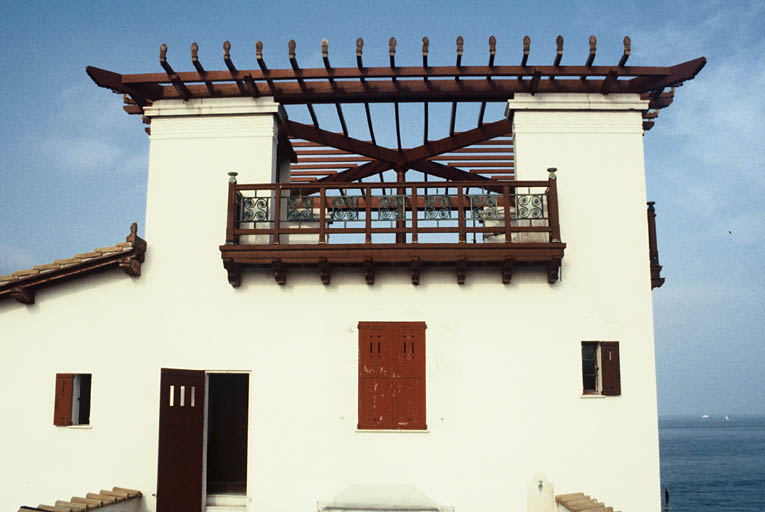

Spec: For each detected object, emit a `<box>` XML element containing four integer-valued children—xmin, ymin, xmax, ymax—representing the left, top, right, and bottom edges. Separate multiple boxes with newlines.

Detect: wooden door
<box><xmin>157</xmin><ymin>369</ymin><xmax>205</xmax><ymax>512</ymax></box>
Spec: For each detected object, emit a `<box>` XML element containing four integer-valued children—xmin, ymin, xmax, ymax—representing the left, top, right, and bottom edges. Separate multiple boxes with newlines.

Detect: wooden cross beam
<box><xmin>286</xmin><ymin>117</ymin><xmax>512</xmax><ymax>185</ymax></box>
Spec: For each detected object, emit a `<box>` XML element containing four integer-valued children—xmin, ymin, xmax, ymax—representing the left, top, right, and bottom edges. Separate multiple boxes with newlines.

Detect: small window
<box><xmin>581</xmin><ymin>342</ymin><xmax>621</xmax><ymax>396</ymax></box>
<box><xmin>54</xmin><ymin>373</ymin><xmax>92</xmax><ymax>426</ymax></box>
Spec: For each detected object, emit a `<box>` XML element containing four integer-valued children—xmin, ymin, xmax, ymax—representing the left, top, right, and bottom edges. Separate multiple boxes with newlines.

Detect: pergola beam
<box><xmin>303</xmin><ymin>117</ymin><xmax>512</xmax><ymax>184</ymax></box>
<box><xmin>119</xmin><ymin>65</ymin><xmax>674</xmax><ymax>85</ymax></box>
<box><xmin>283</xmin><ymin>121</ymin><xmax>404</xmax><ymax>165</ymax></box>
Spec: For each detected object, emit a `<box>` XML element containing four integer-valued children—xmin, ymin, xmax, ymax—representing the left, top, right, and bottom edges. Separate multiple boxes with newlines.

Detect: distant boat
<box><xmin>725</xmin><ymin>415</ymin><xmax>730</xmax><ymax>421</ymax></box>
<box><xmin>702</xmin><ymin>414</ymin><xmax>710</xmax><ymax>418</ymax></box>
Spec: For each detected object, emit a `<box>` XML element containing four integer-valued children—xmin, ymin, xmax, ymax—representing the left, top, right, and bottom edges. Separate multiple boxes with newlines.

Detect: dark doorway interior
<box><xmin>207</xmin><ymin>373</ymin><xmax>249</xmax><ymax>494</ymax></box>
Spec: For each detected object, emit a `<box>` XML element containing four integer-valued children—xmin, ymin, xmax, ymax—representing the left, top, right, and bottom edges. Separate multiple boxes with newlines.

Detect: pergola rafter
<box><xmin>88</xmin><ymin>35</ymin><xmax>705</xmax><ymax>186</ymax></box>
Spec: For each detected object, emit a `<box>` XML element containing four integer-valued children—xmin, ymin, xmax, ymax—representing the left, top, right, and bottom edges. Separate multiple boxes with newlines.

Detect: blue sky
<box><xmin>1</xmin><ymin>0</ymin><xmax>763</xmax><ymax>416</ymax></box>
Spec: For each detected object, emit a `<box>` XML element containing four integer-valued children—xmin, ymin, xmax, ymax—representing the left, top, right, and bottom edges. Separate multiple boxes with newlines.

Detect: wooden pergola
<box><xmin>87</xmin><ymin>36</ymin><xmax>702</xmax><ymax>285</ymax></box>
<box><xmin>88</xmin><ymin>35</ymin><xmax>705</xmax><ymax>187</ymax></box>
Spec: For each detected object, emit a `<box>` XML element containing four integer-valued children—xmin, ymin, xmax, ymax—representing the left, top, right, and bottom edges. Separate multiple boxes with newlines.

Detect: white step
<box><xmin>207</xmin><ymin>493</ymin><xmax>247</xmax><ymax>507</ymax></box>
<box><xmin>206</xmin><ymin>507</ymin><xmax>247</xmax><ymax>512</ymax></box>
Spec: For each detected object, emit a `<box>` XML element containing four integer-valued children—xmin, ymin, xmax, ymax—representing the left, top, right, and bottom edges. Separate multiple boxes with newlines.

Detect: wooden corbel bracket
<box><xmin>410</xmin><ymin>257</ymin><xmax>421</xmax><ymax>285</ymax></box>
<box><xmin>547</xmin><ymin>258</ymin><xmax>562</xmax><ymax>284</ymax></box>
<box><xmin>10</xmin><ymin>286</ymin><xmax>35</xmax><ymax>305</ymax></box>
<box><xmin>319</xmin><ymin>258</ymin><xmax>331</xmax><ymax>285</ymax></box>
<box><xmin>271</xmin><ymin>258</ymin><xmax>286</xmax><ymax>285</ymax></box>
<box><xmin>502</xmin><ymin>257</ymin><xmax>514</xmax><ymax>284</ymax></box>
<box><xmin>224</xmin><ymin>259</ymin><xmax>242</xmax><ymax>288</ymax></box>
<box><xmin>119</xmin><ymin>256</ymin><xmax>142</xmax><ymax>277</ymax></box>
<box><xmin>456</xmin><ymin>257</ymin><xmax>467</xmax><ymax>285</ymax></box>
<box><xmin>364</xmin><ymin>257</ymin><xmax>375</xmax><ymax>285</ymax></box>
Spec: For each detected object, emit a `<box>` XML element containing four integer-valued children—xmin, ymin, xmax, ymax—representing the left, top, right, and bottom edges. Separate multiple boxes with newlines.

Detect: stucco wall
<box><xmin>0</xmin><ymin>96</ymin><xmax>660</xmax><ymax>512</ymax></box>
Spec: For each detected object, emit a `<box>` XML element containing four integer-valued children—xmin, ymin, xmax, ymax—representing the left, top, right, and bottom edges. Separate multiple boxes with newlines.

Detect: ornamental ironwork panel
<box><xmin>378</xmin><ymin>195</ymin><xmax>405</xmax><ymax>221</ymax></box>
<box><xmin>287</xmin><ymin>196</ymin><xmax>315</xmax><ymax>221</ymax></box>
<box><xmin>468</xmin><ymin>194</ymin><xmax>500</xmax><ymax>220</ymax></box>
<box><xmin>240</xmin><ymin>197</ymin><xmax>269</xmax><ymax>222</ymax></box>
<box><xmin>515</xmin><ymin>194</ymin><xmax>546</xmax><ymax>219</ymax></box>
<box><xmin>424</xmin><ymin>195</ymin><xmax>452</xmax><ymax>220</ymax></box>
<box><xmin>330</xmin><ymin>196</ymin><xmax>359</xmax><ymax>221</ymax></box>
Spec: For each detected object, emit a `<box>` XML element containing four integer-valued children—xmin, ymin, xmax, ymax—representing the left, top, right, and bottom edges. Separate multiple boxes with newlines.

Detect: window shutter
<box><xmin>600</xmin><ymin>342</ymin><xmax>621</xmax><ymax>396</ymax></box>
<box><xmin>54</xmin><ymin>373</ymin><xmax>74</xmax><ymax>426</ymax></box>
<box><xmin>358</xmin><ymin>324</ymin><xmax>393</xmax><ymax>429</ymax></box>
<box><xmin>393</xmin><ymin>325</ymin><xmax>426</xmax><ymax>429</ymax></box>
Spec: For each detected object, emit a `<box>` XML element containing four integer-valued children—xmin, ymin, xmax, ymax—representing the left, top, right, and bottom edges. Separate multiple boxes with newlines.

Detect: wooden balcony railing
<box><xmin>220</xmin><ymin>175</ymin><xmax>565</xmax><ymax>286</ymax></box>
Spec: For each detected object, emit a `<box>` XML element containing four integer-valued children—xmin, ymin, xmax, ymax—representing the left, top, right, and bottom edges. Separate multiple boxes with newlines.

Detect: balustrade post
<box><xmin>503</xmin><ymin>183</ymin><xmax>512</xmax><ymax>243</ymax></box>
<box><xmin>225</xmin><ymin>172</ymin><xmax>238</xmax><ymax>245</ymax></box>
<box><xmin>272</xmin><ymin>184</ymin><xmax>281</xmax><ymax>245</ymax></box>
<box><xmin>365</xmin><ymin>185</ymin><xmax>372</xmax><ymax>243</ymax></box>
<box><xmin>457</xmin><ymin>185</ymin><xmax>466</xmax><ymax>243</ymax></box>
<box><xmin>319</xmin><ymin>187</ymin><xmax>327</xmax><ymax>244</ymax></box>
<box><xmin>410</xmin><ymin>185</ymin><xmax>419</xmax><ymax>243</ymax></box>
<box><xmin>547</xmin><ymin>168</ymin><xmax>561</xmax><ymax>243</ymax></box>
<box><xmin>395</xmin><ymin>168</ymin><xmax>406</xmax><ymax>244</ymax></box>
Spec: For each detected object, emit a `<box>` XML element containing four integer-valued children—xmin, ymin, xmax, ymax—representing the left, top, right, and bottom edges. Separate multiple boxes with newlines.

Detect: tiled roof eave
<box><xmin>0</xmin><ymin>223</ymin><xmax>146</xmax><ymax>306</ymax></box>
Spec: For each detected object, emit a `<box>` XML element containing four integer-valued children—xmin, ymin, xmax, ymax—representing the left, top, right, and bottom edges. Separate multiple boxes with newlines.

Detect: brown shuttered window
<box><xmin>581</xmin><ymin>342</ymin><xmax>621</xmax><ymax>396</ymax></box>
<box><xmin>54</xmin><ymin>373</ymin><xmax>74</xmax><ymax>426</ymax></box>
<box><xmin>54</xmin><ymin>373</ymin><xmax>92</xmax><ymax>426</ymax></box>
<box><xmin>358</xmin><ymin>322</ymin><xmax>426</xmax><ymax>430</ymax></box>
<box><xmin>600</xmin><ymin>342</ymin><xmax>621</xmax><ymax>396</ymax></box>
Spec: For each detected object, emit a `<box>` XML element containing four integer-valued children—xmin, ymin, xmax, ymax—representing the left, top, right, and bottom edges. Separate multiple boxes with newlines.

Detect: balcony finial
<box><xmin>547</xmin><ymin>167</ymin><xmax>558</xmax><ymax>179</ymax></box>
<box><xmin>228</xmin><ymin>171</ymin><xmax>238</xmax><ymax>183</ymax></box>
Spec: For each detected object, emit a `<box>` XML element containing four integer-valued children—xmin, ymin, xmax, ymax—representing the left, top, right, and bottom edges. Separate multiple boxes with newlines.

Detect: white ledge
<box><xmin>145</xmin><ymin>97</ymin><xmax>284</xmax><ymax>118</ymax></box>
<box><xmin>355</xmin><ymin>429</ymin><xmax>430</xmax><ymax>433</ymax></box>
<box><xmin>508</xmin><ymin>93</ymin><xmax>649</xmax><ymax>112</ymax></box>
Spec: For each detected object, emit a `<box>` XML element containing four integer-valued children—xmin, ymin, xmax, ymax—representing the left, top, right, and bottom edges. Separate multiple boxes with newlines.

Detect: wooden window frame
<box><xmin>581</xmin><ymin>342</ymin><xmax>621</xmax><ymax>396</ymax></box>
<box><xmin>358</xmin><ymin>321</ymin><xmax>427</xmax><ymax>430</ymax></box>
<box><xmin>54</xmin><ymin>373</ymin><xmax>92</xmax><ymax>426</ymax></box>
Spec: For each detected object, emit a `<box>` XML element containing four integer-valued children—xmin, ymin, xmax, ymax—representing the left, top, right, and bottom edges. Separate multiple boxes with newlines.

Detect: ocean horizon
<box><xmin>659</xmin><ymin>414</ymin><xmax>765</xmax><ymax>511</ymax></box>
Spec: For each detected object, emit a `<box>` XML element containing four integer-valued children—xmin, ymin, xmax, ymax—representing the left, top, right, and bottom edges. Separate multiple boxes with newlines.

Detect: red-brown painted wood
<box><xmin>358</xmin><ymin>323</ymin><xmax>426</xmax><ymax>430</ymax></box>
<box><xmin>393</xmin><ymin>326</ymin><xmax>426</xmax><ymax>429</ymax></box>
<box><xmin>600</xmin><ymin>342</ymin><xmax>621</xmax><ymax>396</ymax></box>
<box><xmin>54</xmin><ymin>373</ymin><xmax>74</xmax><ymax>426</ymax></box>
<box><xmin>157</xmin><ymin>369</ymin><xmax>206</xmax><ymax>512</ymax></box>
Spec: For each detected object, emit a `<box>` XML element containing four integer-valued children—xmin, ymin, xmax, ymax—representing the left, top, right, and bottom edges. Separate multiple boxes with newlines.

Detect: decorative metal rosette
<box><xmin>241</xmin><ymin>197</ymin><xmax>269</xmax><ymax>222</ymax></box>
<box><xmin>287</xmin><ymin>196</ymin><xmax>314</xmax><ymax>221</ymax></box>
<box><xmin>468</xmin><ymin>194</ymin><xmax>499</xmax><ymax>220</ymax></box>
<box><xmin>330</xmin><ymin>196</ymin><xmax>359</xmax><ymax>221</ymax></box>
<box><xmin>516</xmin><ymin>194</ymin><xmax>544</xmax><ymax>219</ymax></box>
<box><xmin>378</xmin><ymin>195</ymin><xmax>405</xmax><ymax>221</ymax></box>
<box><xmin>424</xmin><ymin>195</ymin><xmax>451</xmax><ymax>220</ymax></box>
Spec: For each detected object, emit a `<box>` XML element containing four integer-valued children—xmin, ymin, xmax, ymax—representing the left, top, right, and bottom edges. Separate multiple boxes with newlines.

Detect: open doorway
<box><xmin>206</xmin><ymin>373</ymin><xmax>249</xmax><ymax>495</ymax></box>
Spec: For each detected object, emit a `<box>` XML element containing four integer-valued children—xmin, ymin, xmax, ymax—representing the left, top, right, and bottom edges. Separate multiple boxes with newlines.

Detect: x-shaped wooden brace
<box><xmin>281</xmin><ymin>117</ymin><xmax>512</xmax><ymax>184</ymax></box>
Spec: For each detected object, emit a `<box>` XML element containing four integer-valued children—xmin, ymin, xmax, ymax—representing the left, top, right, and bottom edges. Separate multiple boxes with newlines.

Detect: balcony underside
<box><xmin>220</xmin><ymin>242</ymin><xmax>565</xmax><ymax>286</ymax></box>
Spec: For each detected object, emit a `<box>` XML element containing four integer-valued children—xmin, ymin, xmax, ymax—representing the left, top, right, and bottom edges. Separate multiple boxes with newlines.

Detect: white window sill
<box><xmin>355</xmin><ymin>429</ymin><xmax>430</xmax><ymax>433</ymax></box>
<box><xmin>580</xmin><ymin>394</ymin><xmax>607</xmax><ymax>399</ymax></box>
<box><xmin>67</xmin><ymin>424</ymin><xmax>93</xmax><ymax>429</ymax></box>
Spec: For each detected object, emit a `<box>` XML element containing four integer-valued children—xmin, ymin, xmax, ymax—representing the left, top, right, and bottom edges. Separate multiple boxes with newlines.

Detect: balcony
<box><xmin>220</xmin><ymin>177</ymin><xmax>565</xmax><ymax>286</ymax></box>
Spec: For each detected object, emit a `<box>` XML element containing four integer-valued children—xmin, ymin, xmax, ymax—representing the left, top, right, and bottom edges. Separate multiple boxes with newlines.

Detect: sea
<box><xmin>659</xmin><ymin>415</ymin><xmax>765</xmax><ymax>511</ymax></box>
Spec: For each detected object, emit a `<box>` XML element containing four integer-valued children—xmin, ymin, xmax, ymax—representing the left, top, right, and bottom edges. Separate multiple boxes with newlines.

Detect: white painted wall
<box><xmin>0</xmin><ymin>96</ymin><xmax>660</xmax><ymax>512</ymax></box>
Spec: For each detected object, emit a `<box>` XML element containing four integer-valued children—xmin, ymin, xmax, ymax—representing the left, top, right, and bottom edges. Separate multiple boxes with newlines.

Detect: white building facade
<box><xmin>0</xmin><ymin>41</ymin><xmax>704</xmax><ymax>512</ymax></box>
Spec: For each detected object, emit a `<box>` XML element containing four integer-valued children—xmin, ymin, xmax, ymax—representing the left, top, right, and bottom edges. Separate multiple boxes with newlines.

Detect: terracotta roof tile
<box><xmin>556</xmin><ymin>492</ymin><xmax>618</xmax><ymax>512</ymax></box>
<box><xmin>27</xmin><ymin>486</ymin><xmax>142</xmax><ymax>512</ymax></box>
